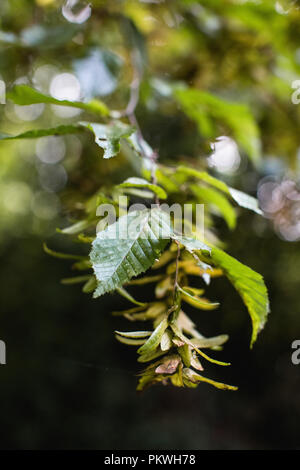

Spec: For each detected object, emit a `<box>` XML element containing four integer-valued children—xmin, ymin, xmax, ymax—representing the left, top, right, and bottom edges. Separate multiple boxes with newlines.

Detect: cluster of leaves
<box><xmin>1</xmin><ymin>79</ymin><xmax>269</xmax><ymax>391</ymax></box>
<box><xmin>0</xmin><ymin>0</ymin><xmax>277</xmax><ymax>391</ymax></box>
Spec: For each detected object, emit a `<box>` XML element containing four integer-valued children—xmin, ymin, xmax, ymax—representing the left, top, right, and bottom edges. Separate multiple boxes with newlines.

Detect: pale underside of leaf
<box><xmin>228</xmin><ymin>187</ymin><xmax>262</xmax><ymax>215</ymax></box>
<box><xmin>171</xmin><ymin>234</ymin><xmax>211</xmax><ymax>254</ymax></box>
<box><xmin>80</xmin><ymin>121</ymin><xmax>135</xmax><ymax>159</ymax></box>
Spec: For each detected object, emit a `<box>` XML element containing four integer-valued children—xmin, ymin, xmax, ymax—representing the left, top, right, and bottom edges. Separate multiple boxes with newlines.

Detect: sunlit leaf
<box><xmin>191</xmin><ymin>184</ymin><xmax>237</xmax><ymax>230</ymax></box>
<box><xmin>0</xmin><ymin>125</ymin><xmax>83</xmax><ymax>141</ymax></box>
<box><xmin>8</xmin><ymin>85</ymin><xmax>109</xmax><ymax>116</ymax></box>
<box><xmin>210</xmin><ymin>247</ymin><xmax>270</xmax><ymax>346</ymax></box>
<box><xmin>176</xmin><ymin>166</ymin><xmax>229</xmax><ymax>193</ymax></box>
<box><xmin>174</xmin><ymin>166</ymin><xmax>262</xmax><ymax>215</ymax></box>
<box><xmin>175</xmin><ymin>87</ymin><xmax>261</xmax><ymax>165</ymax></box>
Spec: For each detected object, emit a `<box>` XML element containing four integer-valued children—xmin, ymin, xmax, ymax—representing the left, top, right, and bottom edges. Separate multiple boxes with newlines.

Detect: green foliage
<box><xmin>0</xmin><ymin>125</ymin><xmax>83</xmax><ymax>140</ymax></box>
<box><xmin>175</xmin><ymin>166</ymin><xmax>262</xmax><ymax>215</ymax></box>
<box><xmin>191</xmin><ymin>184</ymin><xmax>237</xmax><ymax>230</ymax></box>
<box><xmin>209</xmin><ymin>248</ymin><xmax>270</xmax><ymax>347</ymax></box>
<box><xmin>0</xmin><ymin>0</ymin><xmax>276</xmax><ymax>392</ymax></box>
<box><xmin>8</xmin><ymin>85</ymin><xmax>109</xmax><ymax>116</ymax></box>
<box><xmin>174</xmin><ymin>88</ymin><xmax>261</xmax><ymax>165</ymax></box>
<box><xmin>3</xmin><ymin>77</ymin><xmax>270</xmax><ymax>391</ymax></box>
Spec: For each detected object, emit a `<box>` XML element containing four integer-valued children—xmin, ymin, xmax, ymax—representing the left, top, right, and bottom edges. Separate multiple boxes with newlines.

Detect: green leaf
<box><xmin>192</xmin><ymin>334</ymin><xmax>229</xmax><ymax>349</ymax></box>
<box><xmin>191</xmin><ymin>184</ymin><xmax>237</xmax><ymax>230</ymax></box>
<box><xmin>0</xmin><ymin>125</ymin><xmax>83</xmax><ymax>141</ymax></box>
<box><xmin>137</xmin><ymin>317</ymin><xmax>169</xmax><ymax>355</ymax></box>
<box><xmin>90</xmin><ymin>208</ymin><xmax>172</xmax><ymax>297</ymax></box>
<box><xmin>210</xmin><ymin>247</ymin><xmax>270</xmax><ymax>347</ymax></box>
<box><xmin>61</xmin><ymin>275</ymin><xmax>91</xmax><ymax>285</ymax></box>
<box><xmin>82</xmin><ymin>276</ymin><xmax>98</xmax><ymax>294</ymax></box>
<box><xmin>137</xmin><ymin>348</ymin><xmax>166</xmax><ymax>363</ymax></box>
<box><xmin>127</xmin><ymin>132</ymin><xmax>154</xmax><ymax>159</ymax></box>
<box><xmin>155</xmin><ymin>168</ymin><xmax>179</xmax><ymax>193</ymax></box>
<box><xmin>72</xmin><ymin>259</ymin><xmax>92</xmax><ymax>271</ymax></box>
<box><xmin>176</xmin><ymin>166</ymin><xmax>229</xmax><ymax>193</ymax></box>
<box><xmin>171</xmin><ymin>235</ymin><xmax>213</xmax><ymax>281</ymax></box>
<box><xmin>228</xmin><ymin>188</ymin><xmax>262</xmax><ymax>215</ymax></box>
<box><xmin>136</xmin><ymin>370</ymin><xmax>165</xmax><ymax>390</ymax></box>
<box><xmin>58</xmin><ymin>219</ymin><xmax>95</xmax><ymax>235</ymax></box>
<box><xmin>160</xmin><ymin>330</ymin><xmax>173</xmax><ymax>351</ymax></box>
<box><xmin>178</xmin><ymin>286</ymin><xmax>204</xmax><ymax>297</ymax></box>
<box><xmin>119</xmin><ymin>188</ymin><xmax>155</xmax><ymax>199</ymax></box>
<box><xmin>178</xmin><ymin>344</ymin><xmax>192</xmax><ymax>367</ymax></box>
<box><xmin>183</xmin><ymin>368</ymin><xmax>238</xmax><ymax>391</ymax></box>
<box><xmin>115</xmin><ymin>330</ymin><xmax>152</xmax><ymax>339</ymax></box>
<box><xmin>43</xmin><ymin>243</ymin><xmax>86</xmax><ymax>260</ymax></box>
<box><xmin>8</xmin><ymin>85</ymin><xmax>109</xmax><ymax>116</ymax></box>
<box><xmin>178</xmin><ymin>285</ymin><xmax>219</xmax><ymax>310</ymax></box>
<box><xmin>127</xmin><ymin>274</ymin><xmax>164</xmax><ymax>286</ymax></box>
<box><xmin>116</xmin><ymin>287</ymin><xmax>148</xmax><ymax>307</ymax></box>
<box><xmin>175</xmin><ymin>166</ymin><xmax>262</xmax><ymax>216</ymax></box>
<box><xmin>80</xmin><ymin>121</ymin><xmax>135</xmax><ymax>159</ymax></box>
<box><xmin>171</xmin><ymin>323</ymin><xmax>230</xmax><ymax>366</ymax></box>
<box><xmin>174</xmin><ymin>87</ymin><xmax>261</xmax><ymax>165</ymax></box>
<box><xmin>171</xmin><ymin>234</ymin><xmax>211</xmax><ymax>254</ymax></box>
<box><xmin>118</xmin><ymin>177</ymin><xmax>167</xmax><ymax>200</ymax></box>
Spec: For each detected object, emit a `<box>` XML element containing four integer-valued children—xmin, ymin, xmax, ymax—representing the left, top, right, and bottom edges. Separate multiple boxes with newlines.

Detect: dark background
<box><xmin>1</xmin><ymin>216</ymin><xmax>299</xmax><ymax>450</ymax></box>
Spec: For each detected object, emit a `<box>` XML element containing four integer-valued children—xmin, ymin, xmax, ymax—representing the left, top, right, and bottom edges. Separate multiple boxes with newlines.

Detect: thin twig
<box><xmin>173</xmin><ymin>240</ymin><xmax>181</xmax><ymax>293</ymax></box>
<box><xmin>119</xmin><ymin>53</ymin><xmax>161</xmax><ymax>203</ymax></box>
<box><xmin>125</xmin><ymin>63</ymin><xmax>142</xmax><ymax>117</ymax></box>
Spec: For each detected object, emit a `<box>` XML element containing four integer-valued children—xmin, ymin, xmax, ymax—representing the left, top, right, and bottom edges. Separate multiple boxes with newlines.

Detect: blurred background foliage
<box><xmin>0</xmin><ymin>0</ymin><xmax>300</xmax><ymax>449</ymax></box>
